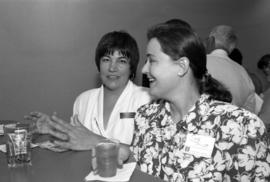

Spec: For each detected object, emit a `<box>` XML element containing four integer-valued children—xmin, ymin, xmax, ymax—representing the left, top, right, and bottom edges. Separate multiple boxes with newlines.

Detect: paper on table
<box><xmin>0</xmin><ymin>144</ymin><xmax>6</xmax><ymax>153</ymax></box>
<box><xmin>37</xmin><ymin>141</ymin><xmax>69</xmax><ymax>152</ymax></box>
<box><xmin>0</xmin><ymin>124</ymin><xmax>3</xmax><ymax>135</ymax></box>
<box><xmin>0</xmin><ymin>143</ymin><xmax>39</xmax><ymax>153</ymax></box>
<box><xmin>85</xmin><ymin>162</ymin><xmax>136</xmax><ymax>182</ymax></box>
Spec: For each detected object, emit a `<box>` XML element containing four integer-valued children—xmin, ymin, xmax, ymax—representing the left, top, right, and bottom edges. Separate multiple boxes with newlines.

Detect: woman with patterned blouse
<box><xmin>129</xmin><ymin>21</ymin><xmax>270</xmax><ymax>181</ymax></box>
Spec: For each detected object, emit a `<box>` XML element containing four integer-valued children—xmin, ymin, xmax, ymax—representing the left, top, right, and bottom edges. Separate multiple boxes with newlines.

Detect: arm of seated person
<box><xmin>47</xmin><ymin>115</ymin><xmax>134</xmax><ymax>155</ymax></box>
<box><xmin>259</xmin><ymin>88</ymin><xmax>270</xmax><ymax>130</ymax></box>
<box><xmin>46</xmin><ymin>114</ymin><xmax>103</xmax><ymax>150</ymax></box>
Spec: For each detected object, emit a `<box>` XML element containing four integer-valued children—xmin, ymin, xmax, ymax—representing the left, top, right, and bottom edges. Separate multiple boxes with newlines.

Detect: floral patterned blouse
<box><xmin>131</xmin><ymin>94</ymin><xmax>270</xmax><ymax>182</ymax></box>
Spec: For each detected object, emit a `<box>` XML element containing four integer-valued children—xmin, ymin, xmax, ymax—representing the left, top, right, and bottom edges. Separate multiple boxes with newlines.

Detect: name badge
<box><xmin>183</xmin><ymin>134</ymin><xmax>215</xmax><ymax>158</ymax></box>
<box><xmin>120</xmin><ymin>112</ymin><xmax>136</xmax><ymax>119</ymax></box>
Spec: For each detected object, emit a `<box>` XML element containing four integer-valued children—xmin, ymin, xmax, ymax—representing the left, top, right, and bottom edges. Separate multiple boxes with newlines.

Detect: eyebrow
<box><xmin>103</xmin><ymin>54</ymin><xmax>128</xmax><ymax>59</ymax></box>
<box><xmin>118</xmin><ymin>56</ymin><xmax>128</xmax><ymax>59</ymax></box>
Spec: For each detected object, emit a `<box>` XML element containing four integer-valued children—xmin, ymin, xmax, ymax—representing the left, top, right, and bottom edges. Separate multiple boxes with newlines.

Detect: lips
<box><xmin>148</xmin><ymin>77</ymin><xmax>155</xmax><ymax>82</ymax></box>
<box><xmin>147</xmin><ymin>76</ymin><xmax>156</xmax><ymax>86</ymax></box>
<box><xmin>107</xmin><ymin>75</ymin><xmax>120</xmax><ymax>79</ymax></box>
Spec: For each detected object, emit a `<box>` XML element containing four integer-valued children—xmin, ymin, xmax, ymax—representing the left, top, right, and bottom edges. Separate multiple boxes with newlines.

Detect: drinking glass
<box><xmin>94</xmin><ymin>139</ymin><xmax>119</xmax><ymax>177</ymax></box>
<box><xmin>4</xmin><ymin>123</ymin><xmax>32</xmax><ymax>167</ymax></box>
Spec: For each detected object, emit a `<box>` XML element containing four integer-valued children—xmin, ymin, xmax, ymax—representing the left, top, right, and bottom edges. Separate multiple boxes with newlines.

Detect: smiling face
<box><xmin>142</xmin><ymin>38</ymin><xmax>179</xmax><ymax>99</ymax></box>
<box><xmin>100</xmin><ymin>50</ymin><xmax>131</xmax><ymax>92</ymax></box>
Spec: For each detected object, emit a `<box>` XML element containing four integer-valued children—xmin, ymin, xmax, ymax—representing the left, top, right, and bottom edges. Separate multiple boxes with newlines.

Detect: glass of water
<box><xmin>4</xmin><ymin>123</ymin><xmax>32</xmax><ymax>168</ymax></box>
<box><xmin>93</xmin><ymin>138</ymin><xmax>119</xmax><ymax>177</ymax></box>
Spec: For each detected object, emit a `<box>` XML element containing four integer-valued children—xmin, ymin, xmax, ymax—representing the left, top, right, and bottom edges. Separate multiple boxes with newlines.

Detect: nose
<box><xmin>142</xmin><ymin>60</ymin><xmax>149</xmax><ymax>74</ymax></box>
<box><xmin>109</xmin><ymin>61</ymin><xmax>118</xmax><ymax>72</ymax></box>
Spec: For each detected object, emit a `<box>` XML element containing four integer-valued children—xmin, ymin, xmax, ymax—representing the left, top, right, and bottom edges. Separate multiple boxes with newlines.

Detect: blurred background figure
<box><xmin>257</xmin><ymin>54</ymin><xmax>270</xmax><ymax>94</ymax></box>
<box><xmin>229</xmin><ymin>48</ymin><xmax>242</xmax><ymax>65</ymax></box>
<box><xmin>259</xmin><ymin>88</ymin><xmax>270</xmax><ymax>130</ymax></box>
<box><xmin>229</xmin><ymin>48</ymin><xmax>262</xmax><ymax>94</ymax></box>
<box><xmin>229</xmin><ymin>48</ymin><xmax>264</xmax><ymax>113</ymax></box>
<box><xmin>206</xmin><ymin>25</ymin><xmax>257</xmax><ymax>113</ymax></box>
<box><xmin>256</xmin><ymin>54</ymin><xmax>270</xmax><ymax>128</ymax></box>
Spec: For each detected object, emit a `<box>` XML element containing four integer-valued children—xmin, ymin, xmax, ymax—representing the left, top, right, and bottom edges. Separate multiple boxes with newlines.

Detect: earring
<box><xmin>130</xmin><ymin>73</ymin><xmax>135</xmax><ymax>80</ymax></box>
<box><xmin>177</xmin><ymin>72</ymin><xmax>184</xmax><ymax>77</ymax></box>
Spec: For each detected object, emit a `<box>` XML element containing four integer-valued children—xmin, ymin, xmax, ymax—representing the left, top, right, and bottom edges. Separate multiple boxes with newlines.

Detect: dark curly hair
<box><xmin>95</xmin><ymin>31</ymin><xmax>139</xmax><ymax>80</ymax></box>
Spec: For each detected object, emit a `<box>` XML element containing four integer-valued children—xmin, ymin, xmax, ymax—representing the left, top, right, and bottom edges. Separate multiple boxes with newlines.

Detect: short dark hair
<box><xmin>95</xmin><ymin>31</ymin><xmax>139</xmax><ymax>80</ymax></box>
<box><xmin>257</xmin><ymin>54</ymin><xmax>270</xmax><ymax>70</ymax></box>
<box><xmin>147</xmin><ymin>22</ymin><xmax>232</xmax><ymax>102</ymax></box>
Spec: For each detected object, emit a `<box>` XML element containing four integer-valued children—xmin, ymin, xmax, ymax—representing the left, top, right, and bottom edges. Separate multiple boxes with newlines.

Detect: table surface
<box><xmin>0</xmin><ymin>121</ymin><xmax>164</xmax><ymax>182</ymax></box>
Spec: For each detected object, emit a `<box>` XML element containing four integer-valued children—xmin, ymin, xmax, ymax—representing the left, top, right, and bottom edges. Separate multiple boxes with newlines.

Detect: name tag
<box><xmin>120</xmin><ymin>112</ymin><xmax>136</xmax><ymax>119</ymax></box>
<box><xmin>183</xmin><ymin>134</ymin><xmax>215</xmax><ymax>158</ymax></box>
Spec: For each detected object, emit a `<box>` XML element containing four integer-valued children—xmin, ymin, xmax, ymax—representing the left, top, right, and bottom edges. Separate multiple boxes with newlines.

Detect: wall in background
<box><xmin>1</xmin><ymin>0</ymin><xmax>270</xmax><ymax>120</ymax></box>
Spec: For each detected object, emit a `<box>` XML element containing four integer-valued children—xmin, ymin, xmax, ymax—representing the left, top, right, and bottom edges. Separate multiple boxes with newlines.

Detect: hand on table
<box><xmin>25</xmin><ymin>112</ymin><xmax>132</xmax><ymax>162</ymax></box>
<box><xmin>118</xmin><ymin>144</ymin><xmax>131</xmax><ymax>165</ymax></box>
<box><xmin>24</xmin><ymin>111</ymin><xmax>56</xmax><ymax>134</ymax></box>
<box><xmin>48</xmin><ymin>115</ymin><xmax>101</xmax><ymax>151</ymax></box>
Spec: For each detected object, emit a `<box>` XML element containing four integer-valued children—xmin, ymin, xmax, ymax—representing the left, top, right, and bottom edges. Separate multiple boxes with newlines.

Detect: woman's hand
<box><xmin>24</xmin><ymin>111</ymin><xmax>55</xmax><ymax>134</ymax></box>
<box><xmin>118</xmin><ymin>144</ymin><xmax>131</xmax><ymax>165</ymax></box>
<box><xmin>48</xmin><ymin>115</ymin><xmax>102</xmax><ymax>150</ymax></box>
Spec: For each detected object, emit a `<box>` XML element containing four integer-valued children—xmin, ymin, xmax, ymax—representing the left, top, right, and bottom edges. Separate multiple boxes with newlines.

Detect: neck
<box><xmin>103</xmin><ymin>86</ymin><xmax>124</xmax><ymax>100</ymax></box>
<box><xmin>103</xmin><ymin>81</ymin><xmax>129</xmax><ymax>101</ymax></box>
<box><xmin>170</xmin><ymin>92</ymin><xmax>200</xmax><ymax>122</ymax></box>
<box><xmin>167</xmin><ymin>79</ymin><xmax>200</xmax><ymax>122</ymax></box>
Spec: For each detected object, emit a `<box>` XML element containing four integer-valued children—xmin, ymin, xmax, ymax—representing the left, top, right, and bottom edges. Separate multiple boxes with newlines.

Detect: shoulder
<box><xmin>137</xmin><ymin>99</ymin><xmax>166</xmax><ymax>116</ymax></box>
<box><xmin>134</xmin><ymin>100</ymin><xmax>167</xmax><ymax>129</ymax></box>
<box><xmin>209</xmin><ymin>100</ymin><xmax>265</xmax><ymax>131</ymax></box>
<box><xmin>74</xmin><ymin>87</ymin><xmax>100</xmax><ymax>102</ymax></box>
<box><xmin>207</xmin><ymin>53</ymin><xmax>234</xmax><ymax>68</ymax></box>
<box><xmin>210</xmin><ymin>99</ymin><xmax>254</xmax><ymax>116</ymax></box>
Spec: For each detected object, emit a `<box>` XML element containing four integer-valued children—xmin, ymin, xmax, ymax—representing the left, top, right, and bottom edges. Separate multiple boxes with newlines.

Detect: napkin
<box><xmin>0</xmin><ymin>143</ymin><xmax>39</xmax><ymax>153</ymax></box>
<box><xmin>0</xmin><ymin>124</ymin><xmax>3</xmax><ymax>135</ymax></box>
<box><xmin>85</xmin><ymin>162</ymin><xmax>136</xmax><ymax>182</ymax></box>
<box><xmin>0</xmin><ymin>144</ymin><xmax>6</xmax><ymax>153</ymax></box>
<box><xmin>37</xmin><ymin>141</ymin><xmax>68</xmax><ymax>152</ymax></box>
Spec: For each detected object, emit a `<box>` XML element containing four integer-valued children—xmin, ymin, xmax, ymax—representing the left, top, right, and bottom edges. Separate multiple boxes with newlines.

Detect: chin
<box><xmin>103</xmin><ymin>82</ymin><xmax>118</xmax><ymax>90</ymax></box>
<box><xmin>149</xmin><ymin>89</ymin><xmax>159</xmax><ymax>98</ymax></box>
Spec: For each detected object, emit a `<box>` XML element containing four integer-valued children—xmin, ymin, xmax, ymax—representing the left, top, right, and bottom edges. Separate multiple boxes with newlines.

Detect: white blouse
<box><xmin>72</xmin><ymin>81</ymin><xmax>151</xmax><ymax>144</ymax></box>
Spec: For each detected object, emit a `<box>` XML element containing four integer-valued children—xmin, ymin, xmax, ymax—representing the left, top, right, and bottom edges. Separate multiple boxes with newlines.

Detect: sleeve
<box><xmin>233</xmin><ymin>116</ymin><xmax>270</xmax><ymax>181</ymax></box>
<box><xmin>70</xmin><ymin>90</ymin><xmax>93</xmax><ymax>125</ymax></box>
<box><xmin>242</xmin><ymin>68</ymin><xmax>257</xmax><ymax>113</ymax></box>
<box><xmin>242</xmin><ymin>92</ymin><xmax>256</xmax><ymax>114</ymax></box>
<box><xmin>72</xmin><ymin>96</ymin><xmax>80</xmax><ymax>116</ymax></box>
<box><xmin>70</xmin><ymin>96</ymin><xmax>80</xmax><ymax>125</ymax></box>
<box><xmin>72</xmin><ymin>91</ymin><xmax>89</xmax><ymax>125</ymax></box>
<box><xmin>129</xmin><ymin>114</ymin><xmax>140</xmax><ymax>161</ymax></box>
<box><xmin>259</xmin><ymin>88</ymin><xmax>270</xmax><ymax>129</ymax></box>
<box><xmin>129</xmin><ymin>107</ymin><xmax>145</xmax><ymax>162</ymax></box>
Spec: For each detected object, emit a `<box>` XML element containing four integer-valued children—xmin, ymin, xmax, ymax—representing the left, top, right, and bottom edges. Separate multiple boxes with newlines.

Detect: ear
<box><xmin>176</xmin><ymin>57</ymin><xmax>190</xmax><ymax>77</ymax></box>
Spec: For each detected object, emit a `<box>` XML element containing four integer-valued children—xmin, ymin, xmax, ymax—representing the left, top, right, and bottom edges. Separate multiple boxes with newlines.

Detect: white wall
<box><xmin>1</xmin><ymin>0</ymin><xmax>270</xmax><ymax>120</ymax></box>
